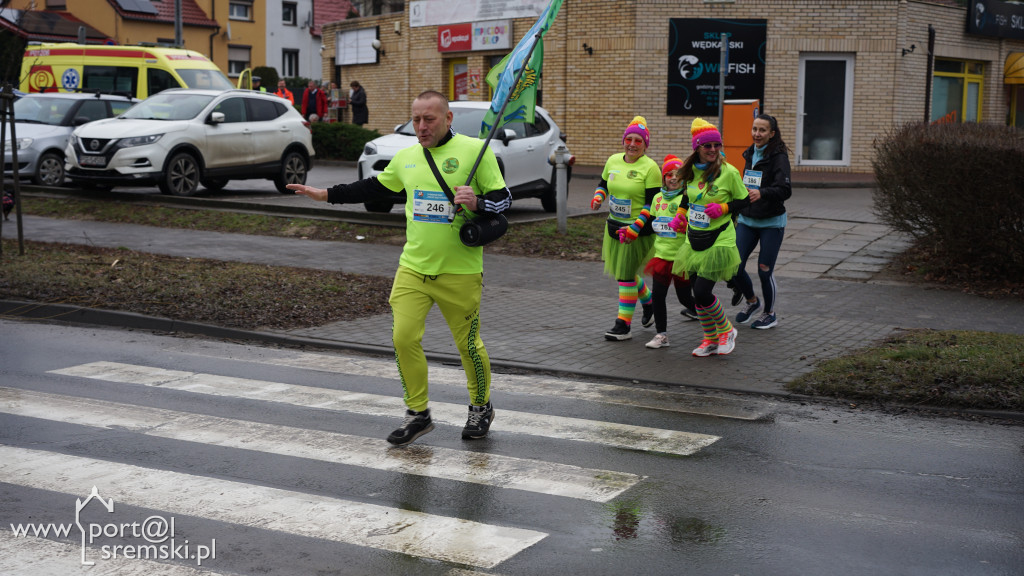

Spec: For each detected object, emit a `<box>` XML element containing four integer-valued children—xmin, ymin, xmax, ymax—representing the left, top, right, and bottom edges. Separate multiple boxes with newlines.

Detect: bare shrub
<box><xmin>872</xmin><ymin>122</ymin><xmax>1024</xmax><ymax>279</ymax></box>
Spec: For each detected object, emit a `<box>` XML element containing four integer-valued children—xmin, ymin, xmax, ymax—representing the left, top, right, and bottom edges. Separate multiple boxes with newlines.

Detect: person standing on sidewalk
<box><xmin>591</xmin><ymin>116</ymin><xmax>660</xmax><ymax>341</ymax></box>
<box><xmin>287</xmin><ymin>90</ymin><xmax>511</xmax><ymax>446</ymax></box>
<box><xmin>670</xmin><ymin>118</ymin><xmax>749</xmax><ymax>356</ymax></box>
<box><xmin>273</xmin><ymin>80</ymin><xmax>294</xmax><ymax>105</ymax></box>
<box><xmin>349</xmin><ymin>81</ymin><xmax>368</xmax><ymax>126</ymax></box>
<box><xmin>643</xmin><ymin>154</ymin><xmax>698</xmax><ymax>349</ymax></box>
<box><xmin>301</xmin><ymin>80</ymin><xmax>327</xmax><ymax>122</ymax></box>
<box><xmin>732</xmin><ymin>114</ymin><xmax>792</xmax><ymax>329</ymax></box>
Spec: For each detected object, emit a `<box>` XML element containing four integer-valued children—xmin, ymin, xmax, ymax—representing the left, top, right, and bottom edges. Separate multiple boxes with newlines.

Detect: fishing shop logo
<box><xmin>9</xmin><ymin>486</ymin><xmax>217</xmax><ymax>566</ymax></box>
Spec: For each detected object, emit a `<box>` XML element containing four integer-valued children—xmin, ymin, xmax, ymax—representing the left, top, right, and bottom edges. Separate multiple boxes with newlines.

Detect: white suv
<box><xmin>65</xmin><ymin>88</ymin><xmax>313</xmax><ymax>196</ymax></box>
<box><xmin>357</xmin><ymin>101</ymin><xmax>572</xmax><ymax>212</ymax></box>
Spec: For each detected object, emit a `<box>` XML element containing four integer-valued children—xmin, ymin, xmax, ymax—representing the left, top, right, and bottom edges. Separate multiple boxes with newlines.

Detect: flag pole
<box><xmin>463</xmin><ymin>31</ymin><xmax>543</xmax><ymax>187</ymax></box>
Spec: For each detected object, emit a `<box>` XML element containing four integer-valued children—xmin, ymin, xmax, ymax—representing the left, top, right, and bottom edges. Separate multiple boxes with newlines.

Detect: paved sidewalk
<box><xmin>4</xmin><ymin>180</ymin><xmax>1024</xmax><ymax>398</ymax></box>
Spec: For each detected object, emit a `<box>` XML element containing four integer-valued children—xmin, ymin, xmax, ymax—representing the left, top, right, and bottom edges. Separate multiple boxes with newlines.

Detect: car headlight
<box><xmin>363</xmin><ymin>142</ymin><xmax>377</xmax><ymax>156</ymax></box>
<box><xmin>116</xmin><ymin>134</ymin><xmax>163</xmax><ymax>148</ymax></box>
<box><xmin>3</xmin><ymin>137</ymin><xmax>32</xmax><ymax>151</ymax></box>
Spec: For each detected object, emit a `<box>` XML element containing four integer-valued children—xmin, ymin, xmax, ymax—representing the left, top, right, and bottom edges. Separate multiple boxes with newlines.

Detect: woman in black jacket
<box><xmin>732</xmin><ymin>114</ymin><xmax>792</xmax><ymax>329</ymax></box>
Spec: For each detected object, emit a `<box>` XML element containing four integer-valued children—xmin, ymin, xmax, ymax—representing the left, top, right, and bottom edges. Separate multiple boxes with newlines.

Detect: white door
<box><xmin>796</xmin><ymin>53</ymin><xmax>854</xmax><ymax>166</ymax></box>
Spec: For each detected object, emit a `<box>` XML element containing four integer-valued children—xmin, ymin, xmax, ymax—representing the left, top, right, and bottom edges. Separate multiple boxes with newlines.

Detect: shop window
<box><xmin>1011</xmin><ymin>86</ymin><xmax>1024</xmax><ymax>128</ymax></box>
<box><xmin>931</xmin><ymin>59</ymin><xmax>984</xmax><ymax>124</ymax></box>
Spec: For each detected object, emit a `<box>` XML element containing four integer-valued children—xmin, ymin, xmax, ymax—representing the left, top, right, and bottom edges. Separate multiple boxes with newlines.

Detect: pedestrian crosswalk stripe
<box><xmin>0</xmin><ymin>446</ymin><xmax>547</xmax><ymax>569</ymax></box>
<box><xmin>0</xmin><ymin>531</ymin><xmax>230</xmax><ymax>576</ymax></box>
<box><xmin>49</xmin><ymin>362</ymin><xmax>720</xmax><ymax>456</ymax></box>
<box><xmin>190</xmin><ymin>349</ymin><xmax>771</xmax><ymax>420</ymax></box>
<box><xmin>0</xmin><ymin>387</ymin><xmax>640</xmax><ymax>503</ymax></box>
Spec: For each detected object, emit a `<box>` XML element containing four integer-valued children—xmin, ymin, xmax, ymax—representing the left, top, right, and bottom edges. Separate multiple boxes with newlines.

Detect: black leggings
<box><xmin>691</xmin><ymin>276</ymin><xmax>718</xmax><ymax>309</ymax></box>
<box><xmin>650</xmin><ymin>275</ymin><xmax>695</xmax><ymax>332</ymax></box>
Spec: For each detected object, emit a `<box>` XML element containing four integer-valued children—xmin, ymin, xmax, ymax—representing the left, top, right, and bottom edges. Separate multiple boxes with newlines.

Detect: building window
<box><xmin>796</xmin><ymin>53</ymin><xmax>854</xmax><ymax>166</ymax></box>
<box><xmin>336</xmin><ymin>28</ymin><xmax>379</xmax><ymax>65</ymax></box>
<box><xmin>931</xmin><ymin>59</ymin><xmax>984</xmax><ymax>124</ymax></box>
<box><xmin>282</xmin><ymin>50</ymin><xmax>299</xmax><ymax>78</ymax></box>
<box><xmin>282</xmin><ymin>2</ymin><xmax>297</xmax><ymax>26</ymax></box>
<box><xmin>227</xmin><ymin>46</ymin><xmax>251</xmax><ymax>76</ymax></box>
<box><xmin>229</xmin><ymin>1</ymin><xmax>253</xmax><ymax>21</ymax></box>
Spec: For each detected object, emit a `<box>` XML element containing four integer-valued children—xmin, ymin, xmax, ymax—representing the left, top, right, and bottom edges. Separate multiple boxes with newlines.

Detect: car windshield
<box><xmin>123</xmin><ymin>93</ymin><xmax>215</xmax><ymax>121</ymax></box>
<box><xmin>396</xmin><ymin>107</ymin><xmax>488</xmax><ymax>137</ymax></box>
<box><xmin>177</xmin><ymin>69</ymin><xmax>235</xmax><ymax>91</ymax></box>
<box><xmin>13</xmin><ymin>96</ymin><xmax>76</xmax><ymax>125</ymax></box>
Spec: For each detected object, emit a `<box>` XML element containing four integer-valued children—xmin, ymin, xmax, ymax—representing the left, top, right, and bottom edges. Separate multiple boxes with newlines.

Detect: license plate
<box><xmin>79</xmin><ymin>155</ymin><xmax>106</xmax><ymax>167</ymax></box>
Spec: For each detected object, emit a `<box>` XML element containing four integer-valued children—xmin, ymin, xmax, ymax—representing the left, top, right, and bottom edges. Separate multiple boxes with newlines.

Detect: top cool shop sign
<box><xmin>438</xmin><ymin>20</ymin><xmax>511</xmax><ymax>52</ymax></box>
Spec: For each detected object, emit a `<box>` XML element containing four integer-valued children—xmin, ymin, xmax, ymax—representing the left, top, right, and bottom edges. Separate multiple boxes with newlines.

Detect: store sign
<box><xmin>966</xmin><ymin>0</ymin><xmax>1024</xmax><ymax>40</ymax></box>
<box><xmin>473</xmin><ymin>20</ymin><xmax>511</xmax><ymax>51</ymax></box>
<box><xmin>438</xmin><ymin>23</ymin><xmax>472</xmax><ymax>52</ymax></box>
<box><xmin>438</xmin><ymin>20</ymin><xmax>511</xmax><ymax>53</ymax></box>
<box><xmin>666</xmin><ymin>18</ymin><xmax>766</xmax><ymax>116</ymax></box>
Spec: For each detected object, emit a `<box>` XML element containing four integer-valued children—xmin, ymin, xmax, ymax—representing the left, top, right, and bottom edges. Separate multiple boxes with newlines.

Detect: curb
<box><xmin>4</xmin><ymin>300</ymin><xmax>1020</xmax><ymax>422</ymax></box>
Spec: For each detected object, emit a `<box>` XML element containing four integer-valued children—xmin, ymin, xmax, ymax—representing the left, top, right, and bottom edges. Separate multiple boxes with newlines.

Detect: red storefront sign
<box><xmin>438</xmin><ymin>23</ymin><xmax>473</xmax><ymax>52</ymax></box>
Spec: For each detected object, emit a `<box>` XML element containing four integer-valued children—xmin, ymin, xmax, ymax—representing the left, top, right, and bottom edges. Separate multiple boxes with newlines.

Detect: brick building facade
<box><xmin>321</xmin><ymin>0</ymin><xmax>1024</xmax><ymax>174</ymax></box>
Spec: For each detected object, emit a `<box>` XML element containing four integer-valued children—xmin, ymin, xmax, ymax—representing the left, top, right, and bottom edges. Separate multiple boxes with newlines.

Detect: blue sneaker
<box><xmin>751</xmin><ymin>312</ymin><xmax>778</xmax><ymax>330</ymax></box>
<box><xmin>736</xmin><ymin>299</ymin><xmax>761</xmax><ymax>324</ymax></box>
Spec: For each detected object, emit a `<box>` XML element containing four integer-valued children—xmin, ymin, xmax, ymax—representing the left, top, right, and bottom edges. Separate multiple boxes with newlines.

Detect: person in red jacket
<box><xmin>301</xmin><ymin>80</ymin><xmax>327</xmax><ymax>121</ymax></box>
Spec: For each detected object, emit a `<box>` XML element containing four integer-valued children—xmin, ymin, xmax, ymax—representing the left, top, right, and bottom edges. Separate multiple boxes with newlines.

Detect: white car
<box><xmin>65</xmin><ymin>88</ymin><xmax>314</xmax><ymax>196</ymax></box>
<box><xmin>3</xmin><ymin>92</ymin><xmax>137</xmax><ymax>186</ymax></box>
<box><xmin>357</xmin><ymin>101</ymin><xmax>572</xmax><ymax>212</ymax></box>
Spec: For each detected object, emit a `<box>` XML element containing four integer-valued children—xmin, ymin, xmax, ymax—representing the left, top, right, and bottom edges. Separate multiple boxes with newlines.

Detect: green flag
<box><xmin>479</xmin><ymin>0</ymin><xmax>563</xmax><ymax>137</ymax></box>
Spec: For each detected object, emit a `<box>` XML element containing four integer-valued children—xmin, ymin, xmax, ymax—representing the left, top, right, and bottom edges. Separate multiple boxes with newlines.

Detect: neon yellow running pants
<box><xmin>389</xmin><ymin>265</ymin><xmax>491</xmax><ymax>412</ymax></box>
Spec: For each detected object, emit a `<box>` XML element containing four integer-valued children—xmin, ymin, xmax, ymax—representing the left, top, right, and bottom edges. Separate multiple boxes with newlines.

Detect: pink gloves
<box><xmin>704</xmin><ymin>203</ymin><xmax>728</xmax><ymax>219</ymax></box>
<box><xmin>591</xmin><ymin>188</ymin><xmax>607</xmax><ymax>210</ymax></box>
<box><xmin>617</xmin><ymin>226</ymin><xmax>639</xmax><ymax>243</ymax></box>
<box><xmin>668</xmin><ymin>215</ymin><xmax>687</xmax><ymax>233</ymax></box>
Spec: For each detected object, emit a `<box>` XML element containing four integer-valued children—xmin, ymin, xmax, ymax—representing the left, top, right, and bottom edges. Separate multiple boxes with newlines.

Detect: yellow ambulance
<box><xmin>20</xmin><ymin>42</ymin><xmax>234</xmax><ymax>99</ymax></box>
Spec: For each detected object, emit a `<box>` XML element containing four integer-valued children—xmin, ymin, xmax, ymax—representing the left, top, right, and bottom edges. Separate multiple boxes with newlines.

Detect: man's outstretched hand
<box><xmin>287</xmin><ymin>183</ymin><xmax>328</xmax><ymax>202</ymax></box>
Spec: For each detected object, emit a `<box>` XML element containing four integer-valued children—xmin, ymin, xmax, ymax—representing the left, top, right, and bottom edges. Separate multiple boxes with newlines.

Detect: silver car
<box><xmin>357</xmin><ymin>101</ymin><xmax>573</xmax><ymax>213</ymax></box>
<box><xmin>3</xmin><ymin>92</ymin><xmax>137</xmax><ymax>186</ymax></box>
<box><xmin>65</xmin><ymin>89</ymin><xmax>314</xmax><ymax>196</ymax></box>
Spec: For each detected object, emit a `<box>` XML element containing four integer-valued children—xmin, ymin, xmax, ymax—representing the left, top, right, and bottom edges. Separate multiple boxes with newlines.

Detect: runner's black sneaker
<box><xmin>641</xmin><ymin>303</ymin><xmax>655</xmax><ymax>328</ymax></box>
<box><xmin>386</xmin><ymin>408</ymin><xmax>434</xmax><ymax>446</ymax></box>
<box><xmin>604</xmin><ymin>319</ymin><xmax>632</xmax><ymax>340</ymax></box>
<box><xmin>462</xmin><ymin>402</ymin><xmax>494</xmax><ymax>439</ymax></box>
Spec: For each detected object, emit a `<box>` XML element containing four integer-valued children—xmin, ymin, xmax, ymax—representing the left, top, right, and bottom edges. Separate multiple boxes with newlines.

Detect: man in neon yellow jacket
<box><xmin>288</xmin><ymin>90</ymin><xmax>511</xmax><ymax>446</ymax></box>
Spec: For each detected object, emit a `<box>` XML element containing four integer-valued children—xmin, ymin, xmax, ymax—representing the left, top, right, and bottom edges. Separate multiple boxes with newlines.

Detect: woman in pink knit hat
<box><xmin>669</xmin><ymin>118</ymin><xmax>750</xmax><ymax>357</ymax></box>
<box><xmin>590</xmin><ymin>116</ymin><xmax>661</xmax><ymax>341</ymax></box>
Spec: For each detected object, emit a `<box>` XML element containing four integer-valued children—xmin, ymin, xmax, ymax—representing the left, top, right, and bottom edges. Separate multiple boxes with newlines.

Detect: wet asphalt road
<box><xmin>2</xmin><ymin>321</ymin><xmax>1022</xmax><ymax>575</ymax></box>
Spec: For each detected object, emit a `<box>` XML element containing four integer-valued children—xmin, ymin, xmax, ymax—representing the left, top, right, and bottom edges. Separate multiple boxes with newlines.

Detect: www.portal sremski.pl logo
<box><xmin>9</xmin><ymin>486</ymin><xmax>216</xmax><ymax>566</ymax></box>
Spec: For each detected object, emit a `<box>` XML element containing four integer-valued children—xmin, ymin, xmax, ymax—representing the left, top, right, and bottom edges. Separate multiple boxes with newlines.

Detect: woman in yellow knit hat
<box><xmin>669</xmin><ymin>117</ymin><xmax>750</xmax><ymax>356</ymax></box>
<box><xmin>590</xmin><ymin>116</ymin><xmax>661</xmax><ymax>341</ymax></box>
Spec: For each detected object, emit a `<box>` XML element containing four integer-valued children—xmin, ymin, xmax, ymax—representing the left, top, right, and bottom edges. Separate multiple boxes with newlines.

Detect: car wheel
<box><xmin>540</xmin><ymin>185</ymin><xmax>557</xmax><ymax>213</ymax></box>
<box><xmin>201</xmin><ymin>178</ymin><xmax>229</xmax><ymax>192</ymax></box>
<box><xmin>159</xmin><ymin>152</ymin><xmax>201</xmax><ymax>196</ymax></box>
<box><xmin>33</xmin><ymin>152</ymin><xmax>65</xmax><ymax>186</ymax></box>
<box><xmin>274</xmin><ymin>151</ymin><xmax>308</xmax><ymax>194</ymax></box>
